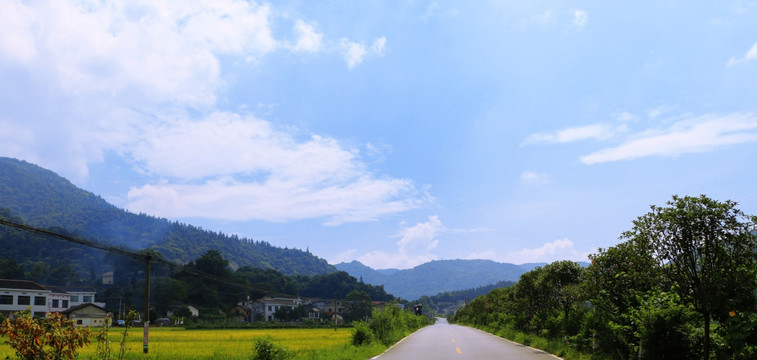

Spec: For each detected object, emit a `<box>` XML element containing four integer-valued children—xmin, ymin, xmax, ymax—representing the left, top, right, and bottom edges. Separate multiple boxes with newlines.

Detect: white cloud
<box><xmin>420</xmin><ymin>2</ymin><xmax>459</xmax><ymax>23</ymax></box>
<box><xmin>523</xmin><ymin>123</ymin><xmax>622</xmax><ymax>145</ymax></box>
<box><xmin>532</xmin><ymin>10</ymin><xmax>556</xmax><ymax>27</ymax></box>
<box><xmin>357</xmin><ymin>215</ymin><xmax>445</xmax><ymax>269</ymax></box>
<box><xmin>371</xmin><ymin>37</ymin><xmax>387</xmax><ymax>56</ymax></box>
<box><xmin>0</xmin><ymin>0</ymin><xmax>276</xmax><ymax>108</ymax></box>
<box><xmin>517</xmin><ymin>8</ymin><xmax>590</xmax><ymax>30</ymax></box>
<box><xmin>503</xmin><ymin>238</ymin><xmax>588</xmax><ymax>264</ymax></box>
<box><xmin>125</xmin><ymin>112</ymin><xmax>427</xmax><ymax>225</ymax></box>
<box><xmin>355</xmin><ymin>216</ymin><xmax>492</xmax><ymax>269</ymax></box>
<box><xmin>0</xmin><ymin>0</ymin><xmax>412</xmax><ymax>223</ymax></box>
<box><xmin>290</xmin><ymin>20</ymin><xmax>322</xmax><ymax>53</ymax></box>
<box><xmin>520</xmin><ymin>171</ymin><xmax>550</xmax><ymax>185</ymax></box>
<box><xmin>358</xmin><ymin>250</ymin><xmax>438</xmax><ymax>271</ymax></box>
<box><xmin>617</xmin><ymin>112</ymin><xmax>638</xmax><ymax>122</ymax></box>
<box><xmin>728</xmin><ymin>41</ymin><xmax>757</xmax><ymax>66</ymax></box>
<box><xmin>572</xmin><ymin>10</ymin><xmax>588</xmax><ymax>27</ymax></box>
<box><xmin>340</xmin><ymin>36</ymin><xmax>387</xmax><ymax>69</ymax></box>
<box><xmin>648</xmin><ymin>105</ymin><xmax>676</xmax><ymax>119</ymax></box>
<box><xmin>396</xmin><ymin>215</ymin><xmax>443</xmax><ymax>253</ymax></box>
<box><xmin>581</xmin><ymin>113</ymin><xmax>757</xmax><ymax>164</ymax></box>
<box><xmin>340</xmin><ymin>39</ymin><xmax>367</xmax><ymax>69</ymax></box>
<box><xmin>0</xmin><ymin>0</ymin><xmax>37</xmax><ymax>64</ymax></box>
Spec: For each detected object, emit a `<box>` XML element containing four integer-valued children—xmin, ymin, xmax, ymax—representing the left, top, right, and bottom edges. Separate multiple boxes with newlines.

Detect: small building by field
<box><xmin>255</xmin><ymin>296</ymin><xmax>302</xmax><ymax>322</ymax></box>
<box><xmin>62</xmin><ymin>303</ymin><xmax>109</xmax><ymax>327</ymax></box>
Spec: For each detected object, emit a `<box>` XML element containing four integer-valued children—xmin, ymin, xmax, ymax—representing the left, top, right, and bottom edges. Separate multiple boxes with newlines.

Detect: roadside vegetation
<box><xmin>0</xmin><ymin>304</ymin><xmax>430</xmax><ymax>359</ymax></box>
<box><xmin>0</xmin><ymin>321</ymin><xmax>382</xmax><ymax>359</ymax></box>
<box><xmin>352</xmin><ymin>303</ymin><xmax>433</xmax><ymax>347</ymax></box>
<box><xmin>453</xmin><ymin>195</ymin><xmax>757</xmax><ymax>359</ymax></box>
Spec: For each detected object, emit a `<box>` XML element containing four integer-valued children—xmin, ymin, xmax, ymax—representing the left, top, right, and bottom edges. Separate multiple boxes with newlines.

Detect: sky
<box><xmin>1</xmin><ymin>0</ymin><xmax>757</xmax><ymax>270</ymax></box>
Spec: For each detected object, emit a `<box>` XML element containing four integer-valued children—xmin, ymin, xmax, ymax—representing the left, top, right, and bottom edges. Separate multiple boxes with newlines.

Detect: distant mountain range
<box><xmin>336</xmin><ymin>259</ymin><xmax>546</xmax><ymax>300</ymax></box>
<box><xmin>0</xmin><ymin>157</ymin><xmax>334</xmax><ymax>276</ymax></box>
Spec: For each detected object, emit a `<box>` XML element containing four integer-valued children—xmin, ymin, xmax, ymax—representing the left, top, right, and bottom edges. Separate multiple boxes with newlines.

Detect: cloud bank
<box><xmin>523</xmin><ymin>112</ymin><xmax>757</xmax><ymax>164</ymax></box>
<box><xmin>358</xmin><ymin>215</ymin><xmax>444</xmax><ymax>269</ymax></box>
<box><xmin>581</xmin><ymin>113</ymin><xmax>757</xmax><ymax>164</ymax></box>
<box><xmin>0</xmin><ymin>0</ymin><xmax>417</xmax><ymax>225</ymax></box>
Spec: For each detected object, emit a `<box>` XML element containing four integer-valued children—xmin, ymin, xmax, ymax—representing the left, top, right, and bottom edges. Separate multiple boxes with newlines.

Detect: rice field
<box><xmin>0</xmin><ymin>326</ymin><xmax>387</xmax><ymax>359</ymax></box>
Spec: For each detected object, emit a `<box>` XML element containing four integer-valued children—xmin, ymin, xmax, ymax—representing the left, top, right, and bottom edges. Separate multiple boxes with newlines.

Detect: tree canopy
<box><xmin>455</xmin><ymin>195</ymin><xmax>757</xmax><ymax>359</ymax></box>
<box><xmin>622</xmin><ymin>195</ymin><xmax>757</xmax><ymax>357</ymax></box>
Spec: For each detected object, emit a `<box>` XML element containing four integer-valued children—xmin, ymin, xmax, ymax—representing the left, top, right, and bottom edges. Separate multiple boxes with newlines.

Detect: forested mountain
<box><xmin>336</xmin><ymin>259</ymin><xmax>545</xmax><ymax>300</ymax></box>
<box><xmin>0</xmin><ymin>157</ymin><xmax>334</xmax><ymax>278</ymax></box>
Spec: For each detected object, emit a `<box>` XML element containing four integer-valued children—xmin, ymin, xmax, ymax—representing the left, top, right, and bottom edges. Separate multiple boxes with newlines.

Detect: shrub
<box><xmin>352</xmin><ymin>321</ymin><xmax>374</xmax><ymax>346</ymax></box>
<box><xmin>252</xmin><ymin>337</ymin><xmax>291</xmax><ymax>360</ymax></box>
<box><xmin>368</xmin><ymin>304</ymin><xmax>431</xmax><ymax>346</ymax></box>
<box><xmin>635</xmin><ymin>291</ymin><xmax>699</xmax><ymax>359</ymax></box>
<box><xmin>95</xmin><ymin>314</ymin><xmax>112</xmax><ymax>360</ymax></box>
<box><xmin>0</xmin><ymin>310</ymin><xmax>91</xmax><ymax>360</ymax></box>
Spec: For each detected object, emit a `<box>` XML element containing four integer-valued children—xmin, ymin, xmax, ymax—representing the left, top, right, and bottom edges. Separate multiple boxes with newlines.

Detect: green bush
<box><xmin>635</xmin><ymin>291</ymin><xmax>699</xmax><ymax>359</ymax></box>
<box><xmin>251</xmin><ymin>337</ymin><xmax>291</xmax><ymax>360</ymax></box>
<box><xmin>368</xmin><ymin>304</ymin><xmax>430</xmax><ymax>346</ymax></box>
<box><xmin>0</xmin><ymin>310</ymin><xmax>91</xmax><ymax>360</ymax></box>
<box><xmin>352</xmin><ymin>321</ymin><xmax>374</xmax><ymax>346</ymax></box>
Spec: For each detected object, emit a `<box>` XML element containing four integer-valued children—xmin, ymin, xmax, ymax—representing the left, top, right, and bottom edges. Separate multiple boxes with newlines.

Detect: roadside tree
<box><xmin>345</xmin><ymin>290</ymin><xmax>373</xmax><ymax>322</ymax></box>
<box><xmin>621</xmin><ymin>195</ymin><xmax>757</xmax><ymax>358</ymax></box>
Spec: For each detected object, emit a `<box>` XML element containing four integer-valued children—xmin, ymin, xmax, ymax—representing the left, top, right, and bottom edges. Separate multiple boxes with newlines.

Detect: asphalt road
<box><xmin>374</xmin><ymin>318</ymin><xmax>561</xmax><ymax>360</ymax></box>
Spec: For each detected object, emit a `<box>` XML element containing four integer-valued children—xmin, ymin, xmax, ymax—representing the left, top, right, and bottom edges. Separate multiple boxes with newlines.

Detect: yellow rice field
<box><xmin>0</xmin><ymin>326</ymin><xmax>382</xmax><ymax>359</ymax></box>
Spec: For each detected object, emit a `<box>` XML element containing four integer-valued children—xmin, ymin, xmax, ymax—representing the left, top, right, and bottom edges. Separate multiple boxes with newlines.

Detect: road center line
<box><xmin>455</xmin><ymin>347</ymin><xmax>462</xmax><ymax>354</ymax></box>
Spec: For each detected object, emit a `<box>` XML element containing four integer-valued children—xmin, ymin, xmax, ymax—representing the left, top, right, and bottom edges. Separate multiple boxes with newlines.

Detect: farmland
<box><xmin>0</xmin><ymin>326</ymin><xmax>386</xmax><ymax>360</ymax></box>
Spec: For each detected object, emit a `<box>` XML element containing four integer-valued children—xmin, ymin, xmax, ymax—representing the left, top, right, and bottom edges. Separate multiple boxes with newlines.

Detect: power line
<box><xmin>0</xmin><ymin>218</ymin><xmax>294</xmax><ymax>297</ymax></box>
<box><xmin>0</xmin><ymin>218</ymin><xmax>143</xmax><ymax>261</ymax></box>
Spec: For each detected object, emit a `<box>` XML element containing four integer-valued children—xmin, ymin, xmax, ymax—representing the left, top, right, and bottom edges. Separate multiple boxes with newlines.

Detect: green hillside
<box><xmin>0</xmin><ymin>157</ymin><xmax>334</xmax><ymax>277</ymax></box>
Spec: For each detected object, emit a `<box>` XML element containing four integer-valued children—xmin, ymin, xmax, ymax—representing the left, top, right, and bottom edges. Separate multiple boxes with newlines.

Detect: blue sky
<box><xmin>1</xmin><ymin>1</ymin><xmax>756</xmax><ymax>269</ymax></box>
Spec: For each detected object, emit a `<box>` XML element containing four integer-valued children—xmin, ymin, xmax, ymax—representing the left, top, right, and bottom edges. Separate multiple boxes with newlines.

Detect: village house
<box><xmin>254</xmin><ymin>295</ymin><xmax>302</xmax><ymax>322</ymax></box>
<box><xmin>305</xmin><ymin>301</ymin><xmax>326</xmax><ymax>322</ymax></box>
<box><xmin>323</xmin><ymin>299</ymin><xmax>345</xmax><ymax>314</ymax></box>
<box><xmin>55</xmin><ymin>286</ymin><xmax>105</xmax><ymax>308</ymax></box>
<box><xmin>45</xmin><ymin>285</ymin><xmax>71</xmax><ymax>313</ymax></box>
<box><xmin>0</xmin><ymin>279</ymin><xmax>107</xmax><ymax>319</ymax></box>
<box><xmin>0</xmin><ymin>279</ymin><xmax>50</xmax><ymax>319</ymax></box>
<box><xmin>62</xmin><ymin>303</ymin><xmax>109</xmax><ymax>327</ymax></box>
<box><xmin>102</xmin><ymin>271</ymin><xmax>114</xmax><ymax>285</ymax></box>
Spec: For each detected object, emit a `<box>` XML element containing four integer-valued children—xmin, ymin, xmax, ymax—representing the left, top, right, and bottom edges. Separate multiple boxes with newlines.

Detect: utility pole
<box><xmin>143</xmin><ymin>253</ymin><xmax>151</xmax><ymax>354</ymax></box>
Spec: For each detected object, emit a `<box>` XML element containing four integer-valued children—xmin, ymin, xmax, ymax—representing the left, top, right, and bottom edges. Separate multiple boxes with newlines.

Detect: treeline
<box><xmin>416</xmin><ymin>280</ymin><xmax>516</xmax><ymax>315</ymax></box>
<box><xmin>97</xmin><ymin>249</ymin><xmax>394</xmax><ymax>320</ymax></box>
<box><xmin>0</xmin><ymin>210</ymin><xmax>395</xmax><ymax>320</ymax></box>
<box><xmin>454</xmin><ymin>195</ymin><xmax>757</xmax><ymax>359</ymax></box>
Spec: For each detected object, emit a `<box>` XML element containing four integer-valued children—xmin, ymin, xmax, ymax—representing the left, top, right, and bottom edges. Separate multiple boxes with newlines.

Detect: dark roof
<box><xmin>44</xmin><ymin>285</ymin><xmax>68</xmax><ymax>294</ymax></box>
<box><xmin>0</xmin><ymin>279</ymin><xmax>48</xmax><ymax>291</ymax></box>
<box><xmin>56</xmin><ymin>286</ymin><xmax>96</xmax><ymax>293</ymax></box>
<box><xmin>62</xmin><ymin>303</ymin><xmax>107</xmax><ymax>314</ymax></box>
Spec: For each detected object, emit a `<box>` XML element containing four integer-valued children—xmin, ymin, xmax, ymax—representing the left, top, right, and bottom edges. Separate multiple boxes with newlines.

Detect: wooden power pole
<box><xmin>143</xmin><ymin>253</ymin><xmax>151</xmax><ymax>354</ymax></box>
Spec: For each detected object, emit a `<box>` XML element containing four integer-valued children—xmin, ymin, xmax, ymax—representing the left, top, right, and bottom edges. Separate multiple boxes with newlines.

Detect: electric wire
<box><xmin>0</xmin><ymin>218</ymin><xmax>301</xmax><ymax>298</ymax></box>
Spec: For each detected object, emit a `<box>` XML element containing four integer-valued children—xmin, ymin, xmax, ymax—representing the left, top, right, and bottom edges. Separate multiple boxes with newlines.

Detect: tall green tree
<box><xmin>345</xmin><ymin>290</ymin><xmax>373</xmax><ymax>322</ymax></box>
<box><xmin>584</xmin><ymin>239</ymin><xmax>661</xmax><ymax>358</ymax></box>
<box><xmin>621</xmin><ymin>195</ymin><xmax>757</xmax><ymax>358</ymax></box>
